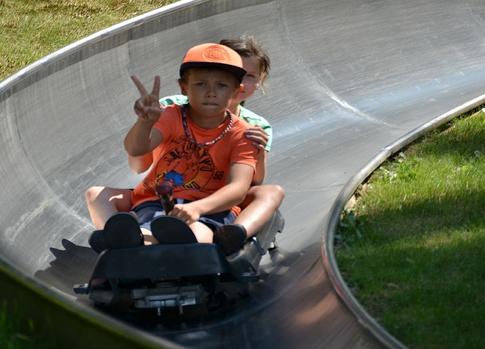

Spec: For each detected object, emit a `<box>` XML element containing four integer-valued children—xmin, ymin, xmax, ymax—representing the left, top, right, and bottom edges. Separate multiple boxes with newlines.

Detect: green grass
<box><xmin>0</xmin><ymin>301</ymin><xmax>52</xmax><ymax>349</ymax></box>
<box><xmin>336</xmin><ymin>110</ymin><xmax>485</xmax><ymax>349</ymax></box>
<box><xmin>0</xmin><ymin>0</ymin><xmax>174</xmax><ymax>81</ymax></box>
<box><xmin>0</xmin><ymin>1</ymin><xmax>177</xmax><ymax>348</ymax></box>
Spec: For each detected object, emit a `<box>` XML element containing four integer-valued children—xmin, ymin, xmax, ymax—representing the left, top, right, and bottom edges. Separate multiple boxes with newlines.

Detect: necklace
<box><xmin>182</xmin><ymin>105</ymin><xmax>234</xmax><ymax>147</ymax></box>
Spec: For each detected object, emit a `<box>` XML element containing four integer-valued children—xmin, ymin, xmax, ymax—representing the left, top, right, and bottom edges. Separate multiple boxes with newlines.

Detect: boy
<box><xmin>91</xmin><ymin>43</ymin><xmax>258</xmax><ymax>253</ymax></box>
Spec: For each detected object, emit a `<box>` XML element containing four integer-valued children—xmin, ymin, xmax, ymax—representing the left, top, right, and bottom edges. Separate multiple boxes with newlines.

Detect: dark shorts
<box><xmin>132</xmin><ymin>200</ymin><xmax>236</xmax><ymax>232</ymax></box>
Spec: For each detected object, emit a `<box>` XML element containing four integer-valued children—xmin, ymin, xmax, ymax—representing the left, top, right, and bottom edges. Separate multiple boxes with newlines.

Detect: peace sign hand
<box><xmin>131</xmin><ymin>75</ymin><xmax>162</xmax><ymax>123</ymax></box>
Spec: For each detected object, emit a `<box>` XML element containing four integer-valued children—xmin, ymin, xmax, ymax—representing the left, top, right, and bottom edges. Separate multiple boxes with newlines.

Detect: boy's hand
<box><xmin>131</xmin><ymin>75</ymin><xmax>162</xmax><ymax>123</ymax></box>
<box><xmin>169</xmin><ymin>203</ymin><xmax>201</xmax><ymax>225</ymax></box>
<box><xmin>245</xmin><ymin>126</ymin><xmax>268</xmax><ymax>150</ymax></box>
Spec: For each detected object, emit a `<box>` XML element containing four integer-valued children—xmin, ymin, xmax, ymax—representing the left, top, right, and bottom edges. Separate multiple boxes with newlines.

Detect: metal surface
<box><xmin>1</xmin><ymin>0</ymin><xmax>485</xmax><ymax>347</ymax></box>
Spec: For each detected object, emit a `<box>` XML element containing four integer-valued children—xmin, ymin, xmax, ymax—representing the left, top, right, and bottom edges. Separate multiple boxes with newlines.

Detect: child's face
<box><xmin>180</xmin><ymin>68</ymin><xmax>241</xmax><ymax>117</ymax></box>
<box><xmin>234</xmin><ymin>56</ymin><xmax>262</xmax><ymax>104</ymax></box>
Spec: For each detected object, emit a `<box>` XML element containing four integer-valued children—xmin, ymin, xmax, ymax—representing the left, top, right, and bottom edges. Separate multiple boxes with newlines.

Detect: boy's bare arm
<box><xmin>124</xmin><ymin>76</ymin><xmax>163</xmax><ymax>157</ymax></box>
<box><xmin>127</xmin><ymin>153</ymin><xmax>153</xmax><ymax>174</ymax></box>
<box><xmin>124</xmin><ymin>119</ymin><xmax>162</xmax><ymax>156</ymax></box>
<box><xmin>252</xmin><ymin>150</ymin><xmax>267</xmax><ymax>185</ymax></box>
<box><xmin>245</xmin><ymin>126</ymin><xmax>269</xmax><ymax>185</ymax></box>
<box><xmin>169</xmin><ymin>163</ymin><xmax>254</xmax><ymax>223</ymax></box>
<box><xmin>199</xmin><ymin>163</ymin><xmax>254</xmax><ymax>212</ymax></box>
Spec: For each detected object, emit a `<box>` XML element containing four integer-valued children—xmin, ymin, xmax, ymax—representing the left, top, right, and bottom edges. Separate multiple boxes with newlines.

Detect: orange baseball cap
<box><xmin>180</xmin><ymin>43</ymin><xmax>246</xmax><ymax>82</ymax></box>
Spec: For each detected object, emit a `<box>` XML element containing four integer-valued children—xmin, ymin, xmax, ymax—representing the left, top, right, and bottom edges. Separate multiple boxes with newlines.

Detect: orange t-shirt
<box><xmin>131</xmin><ymin>104</ymin><xmax>258</xmax><ymax>211</ymax></box>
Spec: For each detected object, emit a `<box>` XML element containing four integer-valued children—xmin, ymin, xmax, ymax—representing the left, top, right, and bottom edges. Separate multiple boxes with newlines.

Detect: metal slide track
<box><xmin>1</xmin><ymin>0</ymin><xmax>485</xmax><ymax>347</ymax></box>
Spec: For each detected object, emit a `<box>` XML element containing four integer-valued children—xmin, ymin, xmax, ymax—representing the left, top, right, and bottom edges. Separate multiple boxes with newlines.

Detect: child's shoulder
<box><xmin>163</xmin><ymin>103</ymin><xmax>183</xmax><ymax>116</ymax></box>
<box><xmin>229</xmin><ymin>113</ymin><xmax>254</xmax><ymax>137</ymax></box>
<box><xmin>159</xmin><ymin>94</ymin><xmax>188</xmax><ymax>107</ymax></box>
<box><xmin>154</xmin><ymin>102</ymin><xmax>183</xmax><ymax>127</ymax></box>
<box><xmin>239</xmin><ymin>105</ymin><xmax>272</xmax><ymax>131</ymax></box>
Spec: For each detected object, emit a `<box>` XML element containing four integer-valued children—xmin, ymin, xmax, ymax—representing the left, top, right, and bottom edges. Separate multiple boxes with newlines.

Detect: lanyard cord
<box><xmin>181</xmin><ymin>104</ymin><xmax>234</xmax><ymax>147</ymax></box>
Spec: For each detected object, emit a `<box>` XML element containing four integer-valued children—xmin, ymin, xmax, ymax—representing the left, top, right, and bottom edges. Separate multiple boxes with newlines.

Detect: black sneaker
<box><xmin>213</xmin><ymin>224</ymin><xmax>247</xmax><ymax>255</ymax></box>
<box><xmin>150</xmin><ymin>216</ymin><xmax>197</xmax><ymax>244</ymax></box>
<box><xmin>88</xmin><ymin>230</ymin><xmax>106</xmax><ymax>253</ymax></box>
<box><xmin>103</xmin><ymin>213</ymin><xmax>144</xmax><ymax>250</ymax></box>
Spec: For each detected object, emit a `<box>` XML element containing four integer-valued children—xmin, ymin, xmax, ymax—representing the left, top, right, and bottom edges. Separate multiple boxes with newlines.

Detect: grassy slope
<box><xmin>336</xmin><ymin>111</ymin><xmax>485</xmax><ymax>349</ymax></box>
<box><xmin>0</xmin><ymin>0</ymin><xmax>174</xmax><ymax>81</ymax></box>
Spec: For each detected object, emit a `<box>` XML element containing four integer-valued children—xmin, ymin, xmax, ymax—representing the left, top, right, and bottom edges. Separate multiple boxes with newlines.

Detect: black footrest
<box><xmin>73</xmin><ymin>283</ymin><xmax>89</xmax><ymax>294</ymax></box>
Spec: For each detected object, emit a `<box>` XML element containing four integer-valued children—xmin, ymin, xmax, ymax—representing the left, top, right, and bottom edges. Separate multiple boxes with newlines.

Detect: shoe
<box><xmin>88</xmin><ymin>230</ymin><xmax>106</xmax><ymax>253</ymax></box>
<box><xmin>213</xmin><ymin>224</ymin><xmax>247</xmax><ymax>255</ymax></box>
<box><xmin>103</xmin><ymin>213</ymin><xmax>144</xmax><ymax>249</ymax></box>
<box><xmin>150</xmin><ymin>216</ymin><xmax>197</xmax><ymax>244</ymax></box>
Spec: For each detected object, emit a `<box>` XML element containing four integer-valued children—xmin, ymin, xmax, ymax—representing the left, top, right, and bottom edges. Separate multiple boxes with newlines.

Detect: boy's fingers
<box><xmin>134</xmin><ymin>102</ymin><xmax>143</xmax><ymax>116</ymax></box>
<box><xmin>145</xmin><ymin>94</ymin><xmax>160</xmax><ymax>107</ymax></box>
<box><xmin>253</xmin><ymin>142</ymin><xmax>265</xmax><ymax>149</ymax></box>
<box><xmin>253</xmin><ymin>133</ymin><xmax>268</xmax><ymax>142</ymax></box>
<box><xmin>134</xmin><ymin>99</ymin><xmax>148</xmax><ymax>117</ymax></box>
<box><xmin>131</xmin><ymin>75</ymin><xmax>148</xmax><ymax>96</ymax></box>
<box><xmin>146</xmin><ymin>106</ymin><xmax>161</xmax><ymax>116</ymax></box>
<box><xmin>246</xmin><ymin>133</ymin><xmax>268</xmax><ymax>147</ymax></box>
<box><xmin>245</xmin><ymin>128</ymin><xmax>268</xmax><ymax>139</ymax></box>
<box><xmin>151</xmin><ymin>76</ymin><xmax>161</xmax><ymax>98</ymax></box>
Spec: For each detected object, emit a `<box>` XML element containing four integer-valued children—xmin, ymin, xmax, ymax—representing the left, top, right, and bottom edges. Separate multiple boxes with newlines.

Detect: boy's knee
<box><xmin>271</xmin><ymin>184</ymin><xmax>285</xmax><ymax>201</ymax></box>
<box><xmin>268</xmin><ymin>185</ymin><xmax>285</xmax><ymax>208</ymax></box>
<box><xmin>252</xmin><ymin>184</ymin><xmax>285</xmax><ymax>207</ymax></box>
<box><xmin>85</xmin><ymin>186</ymin><xmax>102</xmax><ymax>203</ymax></box>
<box><xmin>261</xmin><ymin>184</ymin><xmax>285</xmax><ymax>202</ymax></box>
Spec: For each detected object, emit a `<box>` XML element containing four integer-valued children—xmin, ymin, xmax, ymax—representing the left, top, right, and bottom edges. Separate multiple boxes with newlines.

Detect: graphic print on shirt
<box><xmin>142</xmin><ymin>135</ymin><xmax>225</xmax><ymax>196</ymax></box>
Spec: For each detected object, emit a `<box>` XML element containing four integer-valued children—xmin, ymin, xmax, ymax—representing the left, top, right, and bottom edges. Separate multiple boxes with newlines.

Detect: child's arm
<box><xmin>245</xmin><ymin>126</ymin><xmax>269</xmax><ymax>185</ymax></box>
<box><xmin>127</xmin><ymin>153</ymin><xmax>153</xmax><ymax>174</ymax></box>
<box><xmin>252</xmin><ymin>150</ymin><xmax>267</xmax><ymax>185</ymax></box>
<box><xmin>169</xmin><ymin>163</ymin><xmax>254</xmax><ymax>223</ymax></box>
<box><xmin>124</xmin><ymin>119</ymin><xmax>162</xmax><ymax>156</ymax></box>
<box><xmin>124</xmin><ymin>76</ymin><xmax>163</xmax><ymax>158</ymax></box>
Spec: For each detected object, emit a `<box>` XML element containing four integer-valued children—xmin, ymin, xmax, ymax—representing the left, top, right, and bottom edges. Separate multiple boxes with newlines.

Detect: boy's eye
<box><xmin>217</xmin><ymin>83</ymin><xmax>229</xmax><ymax>88</ymax></box>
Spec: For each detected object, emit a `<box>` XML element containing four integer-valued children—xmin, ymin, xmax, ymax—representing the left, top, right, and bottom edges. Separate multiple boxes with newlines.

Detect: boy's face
<box><xmin>235</xmin><ymin>56</ymin><xmax>262</xmax><ymax>104</ymax></box>
<box><xmin>179</xmin><ymin>68</ymin><xmax>242</xmax><ymax>118</ymax></box>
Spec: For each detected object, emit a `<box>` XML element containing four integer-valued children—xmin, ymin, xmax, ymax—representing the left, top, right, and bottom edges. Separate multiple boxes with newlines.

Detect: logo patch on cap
<box><xmin>203</xmin><ymin>45</ymin><xmax>230</xmax><ymax>62</ymax></box>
